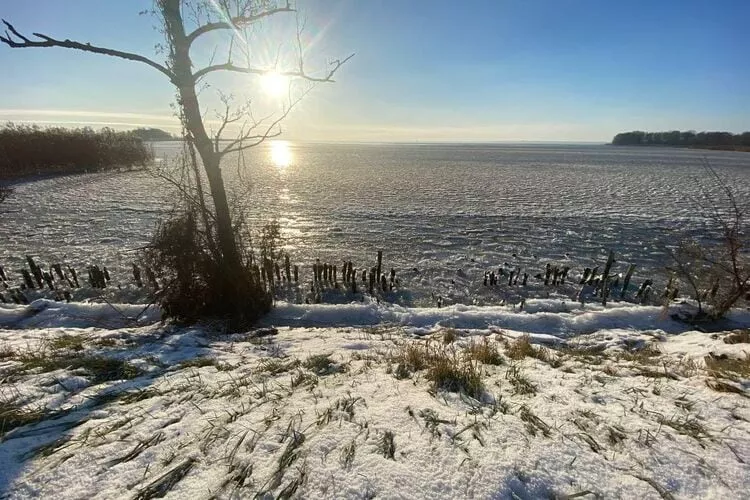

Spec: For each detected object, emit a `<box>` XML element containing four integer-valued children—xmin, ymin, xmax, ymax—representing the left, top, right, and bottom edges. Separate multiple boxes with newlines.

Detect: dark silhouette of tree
<box><xmin>1</xmin><ymin>1</ymin><xmax>352</xmax><ymax>327</ymax></box>
<box><xmin>612</xmin><ymin>129</ymin><xmax>750</xmax><ymax>150</ymax></box>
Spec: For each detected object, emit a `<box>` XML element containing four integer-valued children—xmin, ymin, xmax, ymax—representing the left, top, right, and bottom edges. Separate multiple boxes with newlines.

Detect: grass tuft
<box><xmin>505</xmin><ymin>364</ymin><xmax>536</xmax><ymax>395</ymax></box>
<box><xmin>49</xmin><ymin>335</ymin><xmax>86</xmax><ymax>352</ymax></box>
<box><xmin>303</xmin><ymin>354</ymin><xmax>345</xmax><ymax>376</ymax></box>
<box><xmin>378</xmin><ymin>430</ymin><xmax>396</xmax><ymax>459</ymax></box>
<box><xmin>17</xmin><ymin>353</ymin><xmax>140</xmax><ymax>383</ymax></box>
<box><xmin>466</xmin><ymin>337</ymin><xmax>504</xmax><ymax>365</ymax></box>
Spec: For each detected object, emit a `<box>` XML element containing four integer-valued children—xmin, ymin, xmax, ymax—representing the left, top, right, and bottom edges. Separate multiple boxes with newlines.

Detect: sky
<box><xmin>0</xmin><ymin>0</ymin><xmax>748</xmax><ymax>142</ymax></box>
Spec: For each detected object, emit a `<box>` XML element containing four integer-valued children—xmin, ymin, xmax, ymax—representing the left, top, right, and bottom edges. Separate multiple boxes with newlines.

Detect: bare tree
<box><xmin>667</xmin><ymin>161</ymin><xmax>749</xmax><ymax>321</ymax></box>
<box><xmin>1</xmin><ymin>1</ymin><xmax>352</xmax><ymax>325</ymax></box>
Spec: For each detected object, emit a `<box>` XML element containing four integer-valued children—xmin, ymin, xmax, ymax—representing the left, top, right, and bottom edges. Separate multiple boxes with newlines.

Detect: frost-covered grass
<box><xmin>0</xmin><ymin>300</ymin><xmax>749</xmax><ymax>498</ymax></box>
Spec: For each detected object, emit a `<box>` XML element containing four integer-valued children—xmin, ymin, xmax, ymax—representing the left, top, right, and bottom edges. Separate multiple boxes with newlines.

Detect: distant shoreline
<box><xmin>609</xmin><ymin>143</ymin><xmax>750</xmax><ymax>153</ymax></box>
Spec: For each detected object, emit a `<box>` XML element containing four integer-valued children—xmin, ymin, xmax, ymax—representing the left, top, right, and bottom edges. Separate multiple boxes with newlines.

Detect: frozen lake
<box><xmin>2</xmin><ymin>142</ymin><xmax>749</xmax><ymax>305</ymax></box>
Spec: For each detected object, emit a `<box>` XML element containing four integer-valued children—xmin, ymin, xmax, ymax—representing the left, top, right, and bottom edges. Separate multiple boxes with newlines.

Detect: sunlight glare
<box><xmin>260</xmin><ymin>71</ymin><xmax>289</xmax><ymax>97</ymax></box>
<box><xmin>270</xmin><ymin>140</ymin><xmax>293</xmax><ymax>168</ymax></box>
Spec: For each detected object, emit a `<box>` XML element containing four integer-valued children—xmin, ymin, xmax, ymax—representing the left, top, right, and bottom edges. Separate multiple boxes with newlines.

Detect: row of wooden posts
<box><xmin>480</xmin><ymin>251</ymin><xmax>657</xmax><ymax>307</ymax></box>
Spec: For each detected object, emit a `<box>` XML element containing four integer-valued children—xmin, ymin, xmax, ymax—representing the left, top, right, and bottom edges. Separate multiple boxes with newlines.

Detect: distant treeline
<box><xmin>612</xmin><ymin>130</ymin><xmax>750</xmax><ymax>151</ymax></box>
<box><xmin>0</xmin><ymin>124</ymin><xmax>153</xmax><ymax>180</ymax></box>
<box><xmin>128</xmin><ymin>127</ymin><xmax>176</xmax><ymax>141</ymax></box>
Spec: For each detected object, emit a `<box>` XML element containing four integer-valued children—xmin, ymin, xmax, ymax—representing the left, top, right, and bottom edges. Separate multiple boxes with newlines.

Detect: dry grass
<box><xmin>441</xmin><ymin>328</ymin><xmax>459</xmax><ymax>344</ymax></box>
<box><xmin>48</xmin><ymin>335</ymin><xmax>86</xmax><ymax>352</ymax></box>
<box><xmin>16</xmin><ymin>353</ymin><xmax>140</xmax><ymax>383</ymax></box>
<box><xmin>723</xmin><ymin>330</ymin><xmax>750</xmax><ymax>344</ymax></box>
<box><xmin>505</xmin><ymin>335</ymin><xmax>560</xmax><ymax>366</ymax></box>
<box><xmin>303</xmin><ymin>354</ymin><xmax>346</xmax><ymax>376</ymax></box>
<box><xmin>392</xmin><ymin>342</ymin><xmax>485</xmax><ymax>399</ymax></box>
<box><xmin>505</xmin><ymin>364</ymin><xmax>536</xmax><ymax>395</ymax></box>
<box><xmin>704</xmin><ymin>353</ymin><xmax>750</xmax><ymax>379</ymax></box>
<box><xmin>426</xmin><ymin>353</ymin><xmax>484</xmax><ymax>400</ymax></box>
<box><xmin>466</xmin><ymin>337</ymin><xmax>504</xmax><ymax>365</ymax></box>
<box><xmin>0</xmin><ymin>398</ymin><xmax>46</xmax><ymax>437</ymax></box>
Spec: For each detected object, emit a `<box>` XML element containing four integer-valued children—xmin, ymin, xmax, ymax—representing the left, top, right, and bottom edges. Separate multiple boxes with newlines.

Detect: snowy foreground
<box><xmin>1</xmin><ymin>300</ymin><xmax>749</xmax><ymax>499</ymax></box>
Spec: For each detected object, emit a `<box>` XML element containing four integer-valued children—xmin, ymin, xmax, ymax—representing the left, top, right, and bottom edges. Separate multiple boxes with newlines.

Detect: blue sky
<box><xmin>0</xmin><ymin>0</ymin><xmax>748</xmax><ymax>142</ymax></box>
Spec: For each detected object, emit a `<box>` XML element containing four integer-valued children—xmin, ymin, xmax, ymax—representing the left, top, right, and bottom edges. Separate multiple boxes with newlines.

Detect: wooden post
<box><xmin>621</xmin><ymin>264</ymin><xmax>635</xmax><ymax>299</ymax></box>
<box><xmin>42</xmin><ymin>271</ymin><xmax>54</xmax><ymax>290</ymax></box>
<box><xmin>522</xmin><ymin>273</ymin><xmax>528</xmax><ymax>286</ymax></box>
<box><xmin>376</xmin><ymin>250</ymin><xmax>383</xmax><ymax>282</ymax></box>
<box><xmin>369</xmin><ymin>268</ymin><xmax>376</xmax><ymax>294</ymax></box>
<box><xmin>333</xmin><ymin>265</ymin><xmax>337</xmax><ymax>283</ymax></box>
<box><xmin>293</xmin><ymin>265</ymin><xmax>299</xmax><ymax>283</ymax></box>
<box><xmin>580</xmin><ymin>268</ymin><xmax>591</xmax><ymax>284</ymax></box>
<box><xmin>587</xmin><ymin>266</ymin><xmax>599</xmax><ymax>285</ymax></box>
<box><xmin>275</xmin><ymin>263</ymin><xmax>281</xmax><ymax>282</ymax></box>
<box><xmin>67</xmin><ymin>266</ymin><xmax>79</xmax><ymax>288</ymax></box>
<box><xmin>601</xmin><ymin>251</ymin><xmax>615</xmax><ymax>290</ymax></box>
<box><xmin>132</xmin><ymin>264</ymin><xmax>143</xmax><ymax>287</ymax></box>
<box><xmin>483</xmin><ymin>272</ymin><xmax>488</xmax><ymax>286</ymax></box>
<box><xmin>20</xmin><ymin>269</ymin><xmax>35</xmax><ymax>289</ymax></box>
<box><xmin>26</xmin><ymin>256</ymin><xmax>43</xmax><ymax>288</ymax></box>
<box><xmin>351</xmin><ymin>270</ymin><xmax>357</xmax><ymax>293</ymax></box>
<box><xmin>544</xmin><ymin>263</ymin><xmax>551</xmax><ymax>286</ymax></box>
<box><xmin>284</xmin><ymin>254</ymin><xmax>291</xmax><ymax>282</ymax></box>
<box><xmin>381</xmin><ymin>274</ymin><xmax>387</xmax><ymax>293</ymax></box>
<box><xmin>0</xmin><ymin>265</ymin><xmax>6</xmax><ymax>282</ymax></box>
<box><xmin>560</xmin><ymin>266</ymin><xmax>570</xmax><ymax>285</ymax></box>
<box><xmin>362</xmin><ymin>269</ymin><xmax>367</xmax><ymax>283</ymax></box>
<box><xmin>601</xmin><ymin>278</ymin><xmax>610</xmax><ymax>306</ymax></box>
<box><xmin>508</xmin><ymin>270</ymin><xmax>514</xmax><ymax>286</ymax></box>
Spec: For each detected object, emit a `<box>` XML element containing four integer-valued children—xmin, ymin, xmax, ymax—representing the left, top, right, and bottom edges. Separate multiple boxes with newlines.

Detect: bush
<box><xmin>0</xmin><ymin>123</ymin><xmax>152</xmax><ymax>179</ymax></box>
<box><xmin>667</xmin><ymin>163</ymin><xmax>749</xmax><ymax>319</ymax></box>
<box><xmin>142</xmin><ymin>209</ymin><xmax>272</xmax><ymax>328</ymax></box>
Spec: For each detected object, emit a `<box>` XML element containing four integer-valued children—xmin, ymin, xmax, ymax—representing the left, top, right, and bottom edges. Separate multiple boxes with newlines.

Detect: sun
<box><xmin>270</xmin><ymin>140</ymin><xmax>293</xmax><ymax>168</ymax></box>
<box><xmin>260</xmin><ymin>71</ymin><xmax>288</xmax><ymax>97</ymax></box>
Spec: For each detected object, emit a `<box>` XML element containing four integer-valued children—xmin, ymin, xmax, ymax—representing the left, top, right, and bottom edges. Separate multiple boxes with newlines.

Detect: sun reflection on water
<box><xmin>270</xmin><ymin>140</ymin><xmax>293</xmax><ymax>168</ymax></box>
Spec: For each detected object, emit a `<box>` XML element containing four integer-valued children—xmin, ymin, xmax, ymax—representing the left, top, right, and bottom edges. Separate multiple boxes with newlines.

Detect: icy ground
<box><xmin>2</xmin><ymin>143</ymin><xmax>750</xmax><ymax>306</ymax></box>
<box><xmin>1</xmin><ymin>300</ymin><xmax>749</xmax><ymax>499</ymax></box>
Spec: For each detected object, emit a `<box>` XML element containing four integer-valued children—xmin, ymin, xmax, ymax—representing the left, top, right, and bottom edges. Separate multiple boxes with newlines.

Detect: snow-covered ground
<box><xmin>1</xmin><ymin>300</ymin><xmax>749</xmax><ymax>499</ymax></box>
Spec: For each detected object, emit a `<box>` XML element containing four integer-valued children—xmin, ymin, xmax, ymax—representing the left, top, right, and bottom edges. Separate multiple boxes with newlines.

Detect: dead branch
<box><xmin>193</xmin><ymin>53</ymin><xmax>354</xmax><ymax>82</ymax></box>
<box><xmin>186</xmin><ymin>2</ymin><xmax>295</xmax><ymax>44</ymax></box>
<box><xmin>0</xmin><ymin>20</ymin><xmax>175</xmax><ymax>81</ymax></box>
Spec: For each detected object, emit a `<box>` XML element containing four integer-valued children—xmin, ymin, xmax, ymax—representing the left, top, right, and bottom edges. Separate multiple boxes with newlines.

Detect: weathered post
<box><xmin>369</xmin><ymin>268</ymin><xmax>376</xmax><ymax>294</ymax></box>
<box><xmin>381</xmin><ymin>274</ymin><xmax>387</xmax><ymax>293</ymax></box>
<box><xmin>132</xmin><ymin>264</ymin><xmax>143</xmax><ymax>287</ymax></box>
<box><xmin>376</xmin><ymin>250</ymin><xmax>383</xmax><ymax>282</ymax></box>
<box><xmin>284</xmin><ymin>254</ymin><xmax>291</xmax><ymax>282</ymax></box>
<box><xmin>587</xmin><ymin>266</ymin><xmax>599</xmax><ymax>285</ymax></box>
<box><xmin>620</xmin><ymin>264</ymin><xmax>635</xmax><ymax>299</ymax></box>
<box><xmin>67</xmin><ymin>266</ymin><xmax>79</xmax><ymax>288</ymax></box>
<box><xmin>20</xmin><ymin>269</ymin><xmax>35</xmax><ymax>289</ymax></box>
<box><xmin>580</xmin><ymin>268</ymin><xmax>591</xmax><ymax>284</ymax></box>
<box><xmin>293</xmin><ymin>265</ymin><xmax>299</xmax><ymax>283</ymax></box>
<box><xmin>544</xmin><ymin>263</ymin><xmax>551</xmax><ymax>286</ymax></box>
<box><xmin>26</xmin><ymin>256</ymin><xmax>43</xmax><ymax>288</ymax></box>
<box><xmin>601</xmin><ymin>251</ymin><xmax>615</xmax><ymax>288</ymax></box>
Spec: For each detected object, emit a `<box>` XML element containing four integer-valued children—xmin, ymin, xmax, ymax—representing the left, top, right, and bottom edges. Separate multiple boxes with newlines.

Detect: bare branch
<box><xmin>186</xmin><ymin>2</ymin><xmax>295</xmax><ymax>45</ymax></box>
<box><xmin>0</xmin><ymin>20</ymin><xmax>175</xmax><ymax>81</ymax></box>
<box><xmin>220</xmin><ymin>86</ymin><xmax>311</xmax><ymax>156</ymax></box>
<box><xmin>194</xmin><ymin>53</ymin><xmax>354</xmax><ymax>83</ymax></box>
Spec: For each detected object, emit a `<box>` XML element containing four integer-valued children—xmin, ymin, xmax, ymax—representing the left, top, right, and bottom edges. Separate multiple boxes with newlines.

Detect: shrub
<box><xmin>667</xmin><ymin>162</ymin><xmax>749</xmax><ymax>319</ymax></box>
<box><xmin>142</xmin><ymin>209</ymin><xmax>271</xmax><ymax>327</ymax></box>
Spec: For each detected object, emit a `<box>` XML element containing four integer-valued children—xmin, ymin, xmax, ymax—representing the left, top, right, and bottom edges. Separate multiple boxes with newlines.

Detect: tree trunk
<box><xmin>161</xmin><ymin>0</ymin><xmax>241</xmax><ymax>273</ymax></box>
